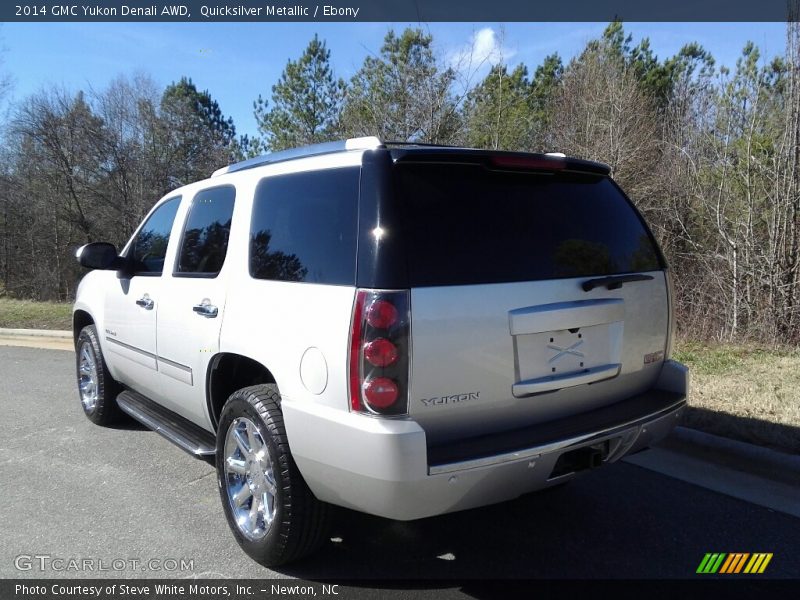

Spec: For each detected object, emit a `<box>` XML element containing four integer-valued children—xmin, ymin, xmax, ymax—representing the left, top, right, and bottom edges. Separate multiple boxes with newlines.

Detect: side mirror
<box><xmin>76</xmin><ymin>242</ymin><xmax>121</xmax><ymax>270</ymax></box>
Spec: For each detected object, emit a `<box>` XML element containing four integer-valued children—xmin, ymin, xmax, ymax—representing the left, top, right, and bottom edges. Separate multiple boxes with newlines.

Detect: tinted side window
<box><xmin>395</xmin><ymin>164</ymin><xmax>662</xmax><ymax>286</ymax></box>
<box><xmin>249</xmin><ymin>167</ymin><xmax>359</xmax><ymax>285</ymax></box>
<box><xmin>129</xmin><ymin>196</ymin><xmax>181</xmax><ymax>275</ymax></box>
<box><xmin>175</xmin><ymin>186</ymin><xmax>236</xmax><ymax>276</ymax></box>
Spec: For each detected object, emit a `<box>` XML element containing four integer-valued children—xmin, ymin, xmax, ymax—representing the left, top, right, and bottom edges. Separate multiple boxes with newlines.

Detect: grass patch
<box><xmin>672</xmin><ymin>341</ymin><xmax>787</xmax><ymax>375</ymax></box>
<box><xmin>675</xmin><ymin>339</ymin><xmax>800</xmax><ymax>453</ymax></box>
<box><xmin>0</xmin><ymin>298</ymin><xmax>72</xmax><ymax>330</ymax></box>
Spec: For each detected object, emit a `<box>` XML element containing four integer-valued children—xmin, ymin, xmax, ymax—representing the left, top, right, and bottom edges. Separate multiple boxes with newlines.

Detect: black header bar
<box><xmin>1</xmin><ymin>0</ymin><xmax>799</xmax><ymax>23</ymax></box>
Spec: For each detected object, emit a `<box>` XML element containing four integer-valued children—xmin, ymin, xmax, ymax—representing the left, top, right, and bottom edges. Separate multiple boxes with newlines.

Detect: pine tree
<box><xmin>463</xmin><ymin>64</ymin><xmax>535</xmax><ymax>150</ymax></box>
<box><xmin>253</xmin><ymin>35</ymin><xmax>344</xmax><ymax>151</ymax></box>
<box><xmin>530</xmin><ymin>53</ymin><xmax>563</xmax><ymax>131</ymax></box>
<box><xmin>341</xmin><ymin>28</ymin><xmax>459</xmax><ymax>143</ymax></box>
<box><xmin>160</xmin><ymin>77</ymin><xmax>237</xmax><ymax>184</ymax></box>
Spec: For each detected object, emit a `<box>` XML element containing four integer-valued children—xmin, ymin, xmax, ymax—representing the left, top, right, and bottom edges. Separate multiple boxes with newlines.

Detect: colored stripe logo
<box><xmin>696</xmin><ymin>553</ymin><xmax>773</xmax><ymax>574</ymax></box>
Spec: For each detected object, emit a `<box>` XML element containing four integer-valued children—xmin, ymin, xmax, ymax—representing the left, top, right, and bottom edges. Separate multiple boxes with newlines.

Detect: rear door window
<box><xmin>249</xmin><ymin>167</ymin><xmax>359</xmax><ymax>285</ymax></box>
<box><xmin>394</xmin><ymin>163</ymin><xmax>661</xmax><ymax>286</ymax></box>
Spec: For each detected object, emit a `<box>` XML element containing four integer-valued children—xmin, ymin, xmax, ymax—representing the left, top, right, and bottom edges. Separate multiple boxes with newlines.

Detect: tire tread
<box><xmin>76</xmin><ymin>324</ymin><xmax>123</xmax><ymax>426</ymax></box>
<box><xmin>218</xmin><ymin>384</ymin><xmax>329</xmax><ymax>566</ymax></box>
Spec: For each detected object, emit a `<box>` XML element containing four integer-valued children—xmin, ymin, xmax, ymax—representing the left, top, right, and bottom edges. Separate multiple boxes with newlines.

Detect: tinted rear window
<box><xmin>249</xmin><ymin>167</ymin><xmax>359</xmax><ymax>285</ymax></box>
<box><xmin>395</xmin><ymin>164</ymin><xmax>661</xmax><ymax>286</ymax></box>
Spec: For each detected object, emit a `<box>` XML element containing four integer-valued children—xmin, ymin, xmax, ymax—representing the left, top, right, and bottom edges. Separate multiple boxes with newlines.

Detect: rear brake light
<box><xmin>349</xmin><ymin>289</ymin><xmax>410</xmax><ymax>416</ymax></box>
<box><xmin>489</xmin><ymin>155</ymin><xmax>565</xmax><ymax>171</ymax></box>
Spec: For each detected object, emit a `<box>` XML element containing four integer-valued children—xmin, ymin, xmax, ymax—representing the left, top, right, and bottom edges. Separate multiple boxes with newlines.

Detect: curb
<box><xmin>661</xmin><ymin>426</ymin><xmax>800</xmax><ymax>486</ymax></box>
<box><xmin>0</xmin><ymin>327</ymin><xmax>71</xmax><ymax>339</ymax></box>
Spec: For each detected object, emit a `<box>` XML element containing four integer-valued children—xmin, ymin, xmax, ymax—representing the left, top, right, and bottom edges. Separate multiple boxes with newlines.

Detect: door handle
<box><xmin>135</xmin><ymin>295</ymin><xmax>154</xmax><ymax>310</ymax></box>
<box><xmin>193</xmin><ymin>299</ymin><xmax>218</xmax><ymax>318</ymax></box>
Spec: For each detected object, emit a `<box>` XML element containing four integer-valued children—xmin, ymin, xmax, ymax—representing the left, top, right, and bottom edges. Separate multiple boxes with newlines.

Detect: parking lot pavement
<box><xmin>1</xmin><ymin>345</ymin><xmax>799</xmax><ymax>581</ymax></box>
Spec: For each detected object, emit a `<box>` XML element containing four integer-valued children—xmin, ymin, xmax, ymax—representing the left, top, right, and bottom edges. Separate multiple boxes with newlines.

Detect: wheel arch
<box><xmin>207</xmin><ymin>353</ymin><xmax>277</xmax><ymax>431</ymax></box>
<box><xmin>73</xmin><ymin>309</ymin><xmax>95</xmax><ymax>345</ymax></box>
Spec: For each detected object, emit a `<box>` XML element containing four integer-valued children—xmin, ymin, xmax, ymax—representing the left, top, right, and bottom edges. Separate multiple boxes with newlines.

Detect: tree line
<box><xmin>0</xmin><ymin>22</ymin><xmax>798</xmax><ymax>345</ymax></box>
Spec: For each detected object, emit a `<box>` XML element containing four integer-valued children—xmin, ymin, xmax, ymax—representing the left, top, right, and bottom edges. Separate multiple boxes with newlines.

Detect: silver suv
<box><xmin>73</xmin><ymin>137</ymin><xmax>689</xmax><ymax>566</ymax></box>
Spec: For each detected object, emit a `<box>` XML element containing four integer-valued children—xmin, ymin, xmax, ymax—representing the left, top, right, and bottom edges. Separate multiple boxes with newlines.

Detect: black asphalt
<box><xmin>1</xmin><ymin>346</ymin><xmax>798</xmax><ymax>584</ymax></box>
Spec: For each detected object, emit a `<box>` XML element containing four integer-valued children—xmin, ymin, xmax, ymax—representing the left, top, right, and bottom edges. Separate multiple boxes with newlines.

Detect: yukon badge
<box><xmin>420</xmin><ymin>391</ymin><xmax>480</xmax><ymax>407</ymax></box>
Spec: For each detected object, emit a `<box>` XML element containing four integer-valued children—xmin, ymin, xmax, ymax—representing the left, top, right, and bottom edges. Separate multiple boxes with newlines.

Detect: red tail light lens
<box><xmin>349</xmin><ymin>289</ymin><xmax>410</xmax><ymax>416</ymax></box>
<box><xmin>363</xmin><ymin>377</ymin><xmax>399</xmax><ymax>409</ymax></box>
<box><xmin>366</xmin><ymin>300</ymin><xmax>398</xmax><ymax>329</ymax></box>
<box><xmin>349</xmin><ymin>290</ymin><xmax>367</xmax><ymax>412</ymax></box>
<box><xmin>364</xmin><ymin>338</ymin><xmax>399</xmax><ymax>367</ymax></box>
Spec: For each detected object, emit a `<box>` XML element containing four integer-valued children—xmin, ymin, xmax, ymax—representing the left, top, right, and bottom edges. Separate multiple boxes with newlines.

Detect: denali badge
<box><xmin>420</xmin><ymin>392</ymin><xmax>480</xmax><ymax>407</ymax></box>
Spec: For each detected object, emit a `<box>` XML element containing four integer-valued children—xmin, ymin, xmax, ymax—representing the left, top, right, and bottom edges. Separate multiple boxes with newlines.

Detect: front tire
<box><xmin>75</xmin><ymin>324</ymin><xmax>123</xmax><ymax>425</ymax></box>
<box><xmin>216</xmin><ymin>384</ymin><xmax>330</xmax><ymax>566</ymax></box>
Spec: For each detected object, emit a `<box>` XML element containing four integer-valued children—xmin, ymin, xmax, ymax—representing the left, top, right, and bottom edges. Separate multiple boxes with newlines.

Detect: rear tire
<box><xmin>216</xmin><ymin>384</ymin><xmax>330</xmax><ymax>566</ymax></box>
<box><xmin>75</xmin><ymin>324</ymin><xmax>123</xmax><ymax>425</ymax></box>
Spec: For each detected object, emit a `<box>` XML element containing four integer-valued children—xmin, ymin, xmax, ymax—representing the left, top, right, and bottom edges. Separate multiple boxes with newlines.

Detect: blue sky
<box><xmin>0</xmin><ymin>22</ymin><xmax>788</xmax><ymax>139</ymax></box>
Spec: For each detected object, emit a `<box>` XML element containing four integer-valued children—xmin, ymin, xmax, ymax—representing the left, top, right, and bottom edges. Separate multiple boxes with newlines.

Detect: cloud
<box><xmin>449</xmin><ymin>28</ymin><xmax>516</xmax><ymax>71</ymax></box>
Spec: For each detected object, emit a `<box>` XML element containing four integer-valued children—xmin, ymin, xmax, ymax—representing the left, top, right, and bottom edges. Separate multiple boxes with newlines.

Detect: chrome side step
<box><xmin>116</xmin><ymin>390</ymin><xmax>216</xmax><ymax>456</ymax></box>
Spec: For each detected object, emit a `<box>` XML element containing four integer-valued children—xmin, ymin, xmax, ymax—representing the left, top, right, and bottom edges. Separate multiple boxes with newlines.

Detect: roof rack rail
<box><xmin>383</xmin><ymin>140</ymin><xmax>461</xmax><ymax>149</ymax></box>
<box><xmin>211</xmin><ymin>136</ymin><xmax>383</xmax><ymax>177</ymax></box>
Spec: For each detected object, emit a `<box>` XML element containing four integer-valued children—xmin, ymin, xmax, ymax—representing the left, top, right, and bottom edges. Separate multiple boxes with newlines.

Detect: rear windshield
<box><xmin>394</xmin><ymin>163</ymin><xmax>662</xmax><ymax>287</ymax></box>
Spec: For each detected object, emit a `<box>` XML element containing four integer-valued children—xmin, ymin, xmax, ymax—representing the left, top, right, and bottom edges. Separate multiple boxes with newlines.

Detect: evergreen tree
<box><xmin>160</xmin><ymin>77</ymin><xmax>236</xmax><ymax>184</ymax></box>
<box><xmin>253</xmin><ymin>35</ymin><xmax>344</xmax><ymax>151</ymax></box>
<box><xmin>530</xmin><ymin>53</ymin><xmax>564</xmax><ymax>129</ymax></box>
<box><xmin>463</xmin><ymin>64</ymin><xmax>535</xmax><ymax>150</ymax></box>
<box><xmin>341</xmin><ymin>28</ymin><xmax>460</xmax><ymax>143</ymax></box>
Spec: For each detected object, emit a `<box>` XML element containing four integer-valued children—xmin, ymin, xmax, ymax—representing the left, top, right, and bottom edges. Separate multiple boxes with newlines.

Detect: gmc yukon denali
<box><xmin>73</xmin><ymin>137</ymin><xmax>689</xmax><ymax>565</ymax></box>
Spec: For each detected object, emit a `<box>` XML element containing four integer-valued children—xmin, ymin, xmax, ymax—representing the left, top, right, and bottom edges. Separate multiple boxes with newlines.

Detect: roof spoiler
<box><xmin>390</xmin><ymin>148</ymin><xmax>611</xmax><ymax>175</ymax></box>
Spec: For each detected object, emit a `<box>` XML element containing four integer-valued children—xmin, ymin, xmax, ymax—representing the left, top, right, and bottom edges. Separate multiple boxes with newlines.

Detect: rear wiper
<box><xmin>581</xmin><ymin>274</ymin><xmax>654</xmax><ymax>292</ymax></box>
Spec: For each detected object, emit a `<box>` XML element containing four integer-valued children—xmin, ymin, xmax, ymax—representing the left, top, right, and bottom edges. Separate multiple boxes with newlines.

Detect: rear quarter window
<box><xmin>249</xmin><ymin>167</ymin><xmax>360</xmax><ymax>285</ymax></box>
<box><xmin>394</xmin><ymin>163</ymin><xmax>662</xmax><ymax>287</ymax></box>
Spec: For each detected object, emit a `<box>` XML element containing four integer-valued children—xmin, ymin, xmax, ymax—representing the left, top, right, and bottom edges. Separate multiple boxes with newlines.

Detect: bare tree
<box><xmin>549</xmin><ymin>44</ymin><xmax>661</xmax><ymax>203</ymax></box>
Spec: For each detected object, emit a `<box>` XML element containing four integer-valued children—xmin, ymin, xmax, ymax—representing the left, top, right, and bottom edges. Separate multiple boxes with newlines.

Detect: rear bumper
<box><xmin>283</xmin><ymin>360</ymin><xmax>688</xmax><ymax>520</ymax></box>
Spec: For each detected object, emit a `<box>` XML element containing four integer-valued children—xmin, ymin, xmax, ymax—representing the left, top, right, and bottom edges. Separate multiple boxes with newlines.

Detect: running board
<box><xmin>116</xmin><ymin>390</ymin><xmax>216</xmax><ymax>456</ymax></box>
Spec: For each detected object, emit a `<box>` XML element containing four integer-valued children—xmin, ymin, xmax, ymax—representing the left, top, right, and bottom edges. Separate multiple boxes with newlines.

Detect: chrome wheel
<box><xmin>223</xmin><ymin>417</ymin><xmax>278</xmax><ymax>541</ymax></box>
<box><xmin>78</xmin><ymin>341</ymin><xmax>99</xmax><ymax>411</ymax></box>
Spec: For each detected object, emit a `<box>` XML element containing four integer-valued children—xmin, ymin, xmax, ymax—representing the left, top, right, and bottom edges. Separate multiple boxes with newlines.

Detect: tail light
<box><xmin>349</xmin><ymin>289</ymin><xmax>411</xmax><ymax>416</ymax></box>
<box><xmin>364</xmin><ymin>338</ymin><xmax>399</xmax><ymax>367</ymax></box>
<box><xmin>665</xmin><ymin>268</ymin><xmax>676</xmax><ymax>359</ymax></box>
